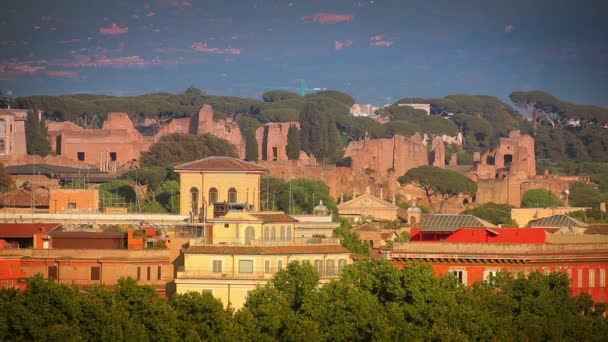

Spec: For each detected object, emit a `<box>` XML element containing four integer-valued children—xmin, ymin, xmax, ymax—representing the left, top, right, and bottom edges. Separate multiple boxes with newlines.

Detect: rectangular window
<box><xmin>314</xmin><ymin>260</ymin><xmax>323</xmax><ymax>275</ymax></box>
<box><xmin>213</xmin><ymin>260</ymin><xmax>223</xmax><ymax>273</ymax></box>
<box><xmin>239</xmin><ymin>260</ymin><xmax>254</xmax><ymax>274</ymax></box>
<box><xmin>48</xmin><ymin>265</ymin><xmax>58</xmax><ymax>281</ymax></box>
<box><xmin>451</xmin><ymin>270</ymin><xmax>467</xmax><ymax>285</ymax></box>
<box><xmin>600</xmin><ymin>269</ymin><xmax>606</xmax><ymax>288</ymax></box>
<box><xmin>109</xmin><ymin>152</ymin><xmax>117</xmax><ymax>161</ymax></box>
<box><xmin>589</xmin><ymin>269</ymin><xmax>596</xmax><ymax>288</ymax></box>
<box><xmin>137</xmin><ymin>267</ymin><xmax>141</xmax><ymax>281</ymax></box>
<box><xmin>68</xmin><ymin>202</ymin><xmax>77</xmax><ymax>209</ymax></box>
<box><xmin>277</xmin><ymin>260</ymin><xmax>283</xmax><ymax>271</ymax></box>
<box><xmin>147</xmin><ymin>267</ymin><xmax>151</xmax><ymax>281</ymax></box>
<box><xmin>338</xmin><ymin>259</ymin><xmax>347</xmax><ymax>274</ymax></box>
<box><xmin>77</xmin><ymin>152</ymin><xmax>85</xmax><ymax>161</ymax></box>
<box><xmin>264</xmin><ymin>260</ymin><xmax>271</xmax><ymax>273</ymax></box>
<box><xmin>577</xmin><ymin>269</ymin><xmax>583</xmax><ymax>288</ymax></box>
<box><xmin>91</xmin><ymin>266</ymin><xmax>100</xmax><ymax>281</ymax></box>
<box><xmin>483</xmin><ymin>270</ymin><xmax>498</xmax><ymax>285</ymax></box>
<box><xmin>224</xmin><ymin>223</ymin><xmax>229</xmax><ymax>228</ymax></box>
<box><xmin>157</xmin><ymin>266</ymin><xmax>162</xmax><ymax>280</ymax></box>
<box><xmin>202</xmin><ymin>289</ymin><xmax>212</xmax><ymax>295</ymax></box>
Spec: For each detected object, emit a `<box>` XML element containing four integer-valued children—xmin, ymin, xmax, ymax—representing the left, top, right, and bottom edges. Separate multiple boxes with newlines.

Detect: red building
<box><xmin>0</xmin><ymin>255</ymin><xmax>27</xmax><ymax>290</ymax></box>
<box><xmin>389</xmin><ymin>227</ymin><xmax>608</xmax><ymax>303</ymax></box>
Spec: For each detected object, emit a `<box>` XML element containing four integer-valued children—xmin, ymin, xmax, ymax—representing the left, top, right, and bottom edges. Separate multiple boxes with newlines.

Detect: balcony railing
<box><xmin>176</xmin><ymin>265</ymin><xmax>345</xmax><ymax>280</ymax></box>
<box><xmin>188</xmin><ymin>237</ymin><xmax>342</xmax><ymax>247</ymax></box>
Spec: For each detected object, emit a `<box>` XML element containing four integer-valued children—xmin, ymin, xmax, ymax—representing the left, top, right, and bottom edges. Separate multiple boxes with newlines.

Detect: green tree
<box><xmin>461</xmin><ymin>202</ymin><xmax>516</xmax><ymax>226</ymax></box>
<box><xmin>522</xmin><ymin>188</ymin><xmax>562</xmax><ymax>208</ymax></box>
<box><xmin>285</xmin><ymin>124</ymin><xmax>301</xmax><ymax>160</ymax></box>
<box><xmin>0</xmin><ymin>162</ymin><xmax>14</xmax><ymax>191</ymax></box>
<box><xmin>25</xmin><ymin>108</ymin><xmax>51</xmax><ymax>156</ymax></box>
<box><xmin>299</xmin><ymin>100</ymin><xmax>342</xmax><ymax>164</ymax></box>
<box><xmin>172</xmin><ymin>291</ymin><xmax>237</xmax><ymax>341</ymax></box>
<box><xmin>262</xmin><ymin>90</ymin><xmax>302</xmax><ymax>102</ymax></box>
<box><xmin>398</xmin><ymin>166</ymin><xmax>477</xmax><ymax>213</ymax></box>
<box><xmin>569</xmin><ymin>182</ymin><xmax>603</xmax><ymax>209</ymax></box>
<box><xmin>141</xmin><ymin>133</ymin><xmax>238</xmax><ymax>168</ymax></box>
<box><xmin>333</xmin><ymin>220</ymin><xmax>370</xmax><ymax>255</ymax></box>
<box><xmin>244</xmin><ymin>130</ymin><xmax>258</xmax><ymax>162</ymax></box>
<box><xmin>155</xmin><ymin>180</ymin><xmax>180</xmax><ymax>213</ymax></box>
<box><xmin>272</xmin><ymin>261</ymin><xmax>319</xmax><ymax>311</ymax></box>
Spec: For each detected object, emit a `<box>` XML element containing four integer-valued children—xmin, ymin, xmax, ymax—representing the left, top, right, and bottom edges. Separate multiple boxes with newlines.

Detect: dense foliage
<box><xmin>461</xmin><ymin>202</ymin><xmax>516</xmax><ymax>226</ymax></box>
<box><xmin>2</xmin><ymin>261</ymin><xmax>606</xmax><ymax>341</ymax></box>
<box><xmin>14</xmin><ymin>88</ymin><xmax>608</xmax><ymax>167</ymax></box>
<box><xmin>141</xmin><ymin>133</ymin><xmax>238</xmax><ymax>168</ymax></box>
<box><xmin>285</xmin><ymin>123</ymin><xmax>301</xmax><ymax>160</ymax></box>
<box><xmin>260</xmin><ymin>176</ymin><xmax>337</xmax><ymax>215</ymax></box>
<box><xmin>25</xmin><ymin>108</ymin><xmax>51</xmax><ymax>156</ymax></box>
<box><xmin>522</xmin><ymin>188</ymin><xmax>563</xmax><ymax>208</ymax></box>
<box><xmin>398</xmin><ymin>166</ymin><xmax>477</xmax><ymax>213</ymax></box>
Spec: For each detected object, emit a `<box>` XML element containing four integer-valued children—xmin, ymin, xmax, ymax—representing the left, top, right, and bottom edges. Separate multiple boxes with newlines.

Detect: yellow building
<box><xmin>175</xmin><ymin>244</ymin><xmax>352</xmax><ymax>308</ymax></box>
<box><xmin>175</xmin><ymin>156</ymin><xmax>267</xmax><ymax>220</ymax></box>
<box><xmin>201</xmin><ymin>211</ymin><xmax>297</xmax><ymax>245</ymax></box>
<box><xmin>337</xmin><ymin>188</ymin><xmax>399</xmax><ymax>222</ymax></box>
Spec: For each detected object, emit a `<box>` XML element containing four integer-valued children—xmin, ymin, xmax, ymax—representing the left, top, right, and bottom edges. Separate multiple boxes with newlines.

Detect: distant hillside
<box><xmin>12</xmin><ymin>88</ymin><xmax>608</xmax><ymax>165</ymax></box>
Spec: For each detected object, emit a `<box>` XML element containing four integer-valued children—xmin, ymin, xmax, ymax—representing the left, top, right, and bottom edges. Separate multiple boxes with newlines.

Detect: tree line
<box><xmin>1</xmin><ymin>260</ymin><xmax>606</xmax><ymax>341</ymax></box>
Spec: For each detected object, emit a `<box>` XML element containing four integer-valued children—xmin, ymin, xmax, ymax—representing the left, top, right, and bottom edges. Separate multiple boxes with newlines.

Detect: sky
<box><xmin>0</xmin><ymin>0</ymin><xmax>607</xmax><ymax>107</ymax></box>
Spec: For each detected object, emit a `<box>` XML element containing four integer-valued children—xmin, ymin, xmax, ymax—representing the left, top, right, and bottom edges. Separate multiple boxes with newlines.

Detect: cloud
<box><xmin>191</xmin><ymin>42</ymin><xmax>241</xmax><ymax>55</ymax></box>
<box><xmin>370</xmin><ymin>35</ymin><xmax>393</xmax><ymax>47</ymax></box>
<box><xmin>301</xmin><ymin>13</ymin><xmax>355</xmax><ymax>24</ymax></box>
<box><xmin>0</xmin><ymin>59</ymin><xmax>47</xmax><ymax>76</ymax></box>
<box><xmin>147</xmin><ymin>12</ymin><xmax>156</xmax><ymax>17</ymax></box>
<box><xmin>45</xmin><ymin>70</ymin><xmax>79</xmax><ymax>77</ymax></box>
<box><xmin>505</xmin><ymin>24</ymin><xmax>514</xmax><ymax>33</ymax></box>
<box><xmin>99</xmin><ymin>23</ymin><xmax>129</xmax><ymax>35</ymax></box>
<box><xmin>334</xmin><ymin>39</ymin><xmax>352</xmax><ymax>51</ymax></box>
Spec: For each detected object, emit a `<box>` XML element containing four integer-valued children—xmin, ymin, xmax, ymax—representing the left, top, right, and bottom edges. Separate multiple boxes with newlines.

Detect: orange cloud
<box><xmin>191</xmin><ymin>42</ymin><xmax>241</xmax><ymax>55</ymax></box>
<box><xmin>147</xmin><ymin>12</ymin><xmax>156</xmax><ymax>17</ymax></box>
<box><xmin>335</xmin><ymin>39</ymin><xmax>352</xmax><ymax>51</ymax></box>
<box><xmin>301</xmin><ymin>13</ymin><xmax>355</xmax><ymax>24</ymax></box>
<box><xmin>99</xmin><ymin>23</ymin><xmax>129</xmax><ymax>35</ymax></box>
<box><xmin>45</xmin><ymin>70</ymin><xmax>79</xmax><ymax>77</ymax></box>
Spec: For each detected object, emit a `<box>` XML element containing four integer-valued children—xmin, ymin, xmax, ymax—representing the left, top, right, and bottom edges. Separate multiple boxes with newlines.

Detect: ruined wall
<box><xmin>256</xmin><ymin>122</ymin><xmax>300</xmax><ymax>161</ymax></box>
<box><xmin>475</xmin><ymin>130</ymin><xmax>536</xmax><ymax>180</ymax></box>
<box><xmin>344</xmin><ymin>134</ymin><xmax>428</xmax><ymax>176</ymax></box>
<box><xmin>431</xmin><ymin>136</ymin><xmax>445</xmax><ymax>168</ymax></box>
<box><xmin>195</xmin><ymin>106</ymin><xmax>245</xmax><ymax>158</ymax></box>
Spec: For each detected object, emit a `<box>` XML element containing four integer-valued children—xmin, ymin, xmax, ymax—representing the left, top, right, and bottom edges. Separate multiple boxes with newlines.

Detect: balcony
<box><xmin>188</xmin><ymin>237</ymin><xmax>342</xmax><ymax>247</ymax></box>
<box><xmin>176</xmin><ymin>265</ymin><xmax>345</xmax><ymax>280</ymax></box>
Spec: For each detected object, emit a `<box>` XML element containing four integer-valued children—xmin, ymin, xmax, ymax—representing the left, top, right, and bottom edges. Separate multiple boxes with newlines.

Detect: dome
<box><xmin>407</xmin><ymin>206</ymin><xmax>421</xmax><ymax>213</ymax></box>
<box><xmin>313</xmin><ymin>200</ymin><xmax>329</xmax><ymax>215</ymax></box>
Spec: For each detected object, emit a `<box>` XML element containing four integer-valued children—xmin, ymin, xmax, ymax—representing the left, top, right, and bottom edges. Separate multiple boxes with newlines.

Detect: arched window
<box><xmin>326</xmin><ymin>259</ymin><xmax>335</xmax><ymax>276</ymax></box>
<box><xmin>280</xmin><ymin>226</ymin><xmax>285</xmax><ymax>240</ymax></box>
<box><xmin>208</xmin><ymin>187</ymin><xmax>218</xmax><ymax>204</ymax></box>
<box><xmin>245</xmin><ymin>226</ymin><xmax>255</xmax><ymax>245</ymax></box>
<box><xmin>287</xmin><ymin>227</ymin><xmax>292</xmax><ymax>239</ymax></box>
<box><xmin>190</xmin><ymin>187</ymin><xmax>199</xmax><ymax>215</ymax></box>
<box><xmin>271</xmin><ymin>226</ymin><xmax>276</xmax><ymax>240</ymax></box>
<box><xmin>264</xmin><ymin>227</ymin><xmax>269</xmax><ymax>240</ymax></box>
<box><xmin>228</xmin><ymin>188</ymin><xmax>237</xmax><ymax>203</ymax></box>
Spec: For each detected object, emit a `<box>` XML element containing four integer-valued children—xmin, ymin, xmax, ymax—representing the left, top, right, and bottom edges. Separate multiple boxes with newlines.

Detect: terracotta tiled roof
<box><xmin>0</xmin><ymin>223</ymin><xmax>61</xmax><ymax>238</ymax></box>
<box><xmin>175</xmin><ymin>156</ymin><xmax>268</xmax><ymax>173</ymax></box>
<box><xmin>0</xmin><ymin>189</ymin><xmax>49</xmax><ymax>207</ymax></box>
<box><xmin>186</xmin><ymin>244</ymin><xmax>350</xmax><ymax>255</ymax></box>
<box><xmin>49</xmin><ymin>231</ymin><xmax>125</xmax><ymax>239</ymax></box>
<box><xmin>250</xmin><ymin>213</ymin><xmax>298</xmax><ymax>223</ymax></box>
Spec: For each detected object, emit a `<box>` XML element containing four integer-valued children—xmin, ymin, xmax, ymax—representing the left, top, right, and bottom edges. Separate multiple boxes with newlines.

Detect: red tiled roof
<box><xmin>0</xmin><ymin>223</ymin><xmax>61</xmax><ymax>238</ymax></box>
<box><xmin>49</xmin><ymin>231</ymin><xmax>125</xmax><ymax>239</ymax></box>
<box><xmin>0</xmin><ymin>189</ymin><xmax>49</xmax><ymax>207</ymax></box>
<box><xmin>186</xmin><ymin>244</ymin><xmax>350</xmax><ymax>255</ymax></box>
<box><xmin>250</xmin><ymin>213</ymin><xmax>298</xmax><ymax>223</ymax></box>
<box><xmin>175</xmin><ymin>156</ymin><xmax>267</xmax><ymax>173</ymax></box>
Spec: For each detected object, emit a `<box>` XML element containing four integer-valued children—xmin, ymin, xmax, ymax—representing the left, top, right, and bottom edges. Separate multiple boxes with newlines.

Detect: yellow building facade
<box><xmin>175</xmin><ymin>245</ymin><xmax>352</xmax><ymax>308</ymax></box>
<box><xmin>175</xmin><ymin>156</ymin><xmax>267</xmax><ymax>220</ymax></box>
